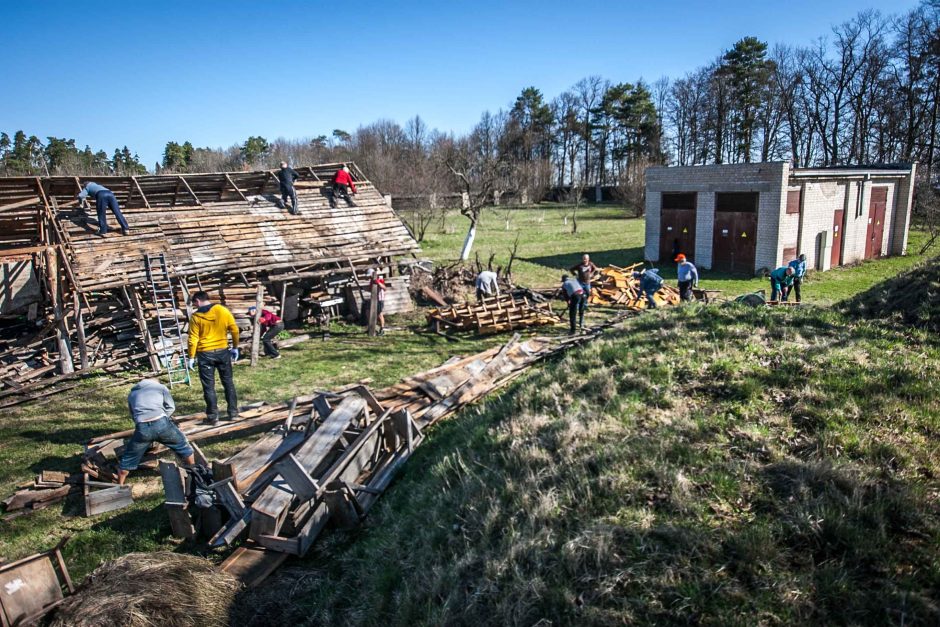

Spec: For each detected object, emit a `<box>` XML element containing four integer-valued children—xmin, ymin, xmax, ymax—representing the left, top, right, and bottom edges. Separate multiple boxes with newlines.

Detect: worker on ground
<box><xmin>248</xmin><ymin>306</ymin><xmax>284</xmax><ymax>359</ymax></box>
<box><xmin>187</xmin><ymin>291</ymin><xmax>240</xmax><ymax>426</ymax></box>
<box><xmin>475</xmin><ymin>269</ymin><xmax>500</xmax><ymax>302</ymax></box>
<box><xmin>785</xmin><ymin>253</ymin><xmax>807</xmax><ymax>303</ymax></box>
<box><xmin>569</xmin><ymin>253</ymin><xmax>598</xmax><ymax>301</ymax></box>
<box><xmin>277</xmin><ymin>161</ymin><xmax>301</xmax><ymax>215</ymax></box>
<box><xmin>117</xmin><ymin>379</ymin><xmax>194</xmax><ymax>486</ymax></box>
<box><xmin>367</xmin><ymin>269</ymin><xmax>387</xmax><ymax>334</ymax></box>
<box><xmin>633</xmin><ymin>268</ymin><xmax>664</xmax><ymax>309</ymax></box>
<box><xmin>675</xmin><ymin>254</ymin><xmax>699</xmax><ymax>302</ymax></box>
<box><xmin>560</xmin><ymin>274</ymin><xmax>586</xmax><ymax>334</ymax></box>
<box><xmin>769</xmin><ymin>266</ymin><xmax>795</xmax><ymax>302</ymax></box>
<box><xmin>78</xmin><ymin>181</ymin><xmax>130</xmax><ymax>237</ymax></box>
<box><xmin>330</xmin><ymin>165</ymin><xmax>357</xmax><ymax>208</ymax></box>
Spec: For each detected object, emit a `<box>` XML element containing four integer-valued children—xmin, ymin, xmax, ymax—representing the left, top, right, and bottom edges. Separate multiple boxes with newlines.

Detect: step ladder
<box><xmin>145</xmin><ymin>253</ymin><xmax>190</xmax><ymax>387</ymax></box>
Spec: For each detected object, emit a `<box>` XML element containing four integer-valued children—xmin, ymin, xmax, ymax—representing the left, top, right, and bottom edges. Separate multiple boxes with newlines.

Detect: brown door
<box><xmin>712</xmin><ymin>212</ymin><xmax>758</xmax><ymax>272</ymax></box>
<box><xmin>660</xmin><ymin>209</ymin><xmax>696</xmax><ymax>261</ymax></box>
<box><xmin>866</xmin><ymin>187</ymin><xmax>888</xmax><ymax>259</ymax></box>
<box><xmin>831</xmin><ymin>209</ymin><xmax>844</xmax><ymax>267</ymax></box>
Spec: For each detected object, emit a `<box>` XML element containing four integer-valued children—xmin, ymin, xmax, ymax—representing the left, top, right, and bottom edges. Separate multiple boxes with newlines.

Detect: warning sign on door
<box><xmin>682</xmin><ymin>227</ymin><xmax>688</xmax><ymax>233</ymax></box>
<box><xmin>741</xmin><ymin>231</ymin><xmax>747</xmax><ymax>238</ymax></box>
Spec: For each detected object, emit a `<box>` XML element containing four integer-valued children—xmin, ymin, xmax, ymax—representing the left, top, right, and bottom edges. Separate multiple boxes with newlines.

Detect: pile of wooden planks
<box><xmin>588</xmin><ymin>265</ymin><xmax>681</xmax><ymax>309</ymax></box>
<box><xmin>427</xmin><ymin>294</ymin><xmax>559</xmax><ymax>335</ymax></box>
<box><xmin>2</xmin><ymin>471</ymin><xmax>132</xmax><ymax>519</ymax></box>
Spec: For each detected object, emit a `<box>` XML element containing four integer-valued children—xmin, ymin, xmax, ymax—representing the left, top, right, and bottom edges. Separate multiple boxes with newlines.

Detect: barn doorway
<box><xmin>712</xmin><ymin>192</ymin><xmax>758</xmax><ymax>273</ymax></box>
<box><xmin>659</xmin><ymin>192</ymin><xmax>696</xmax><ymax>262</ymax></box>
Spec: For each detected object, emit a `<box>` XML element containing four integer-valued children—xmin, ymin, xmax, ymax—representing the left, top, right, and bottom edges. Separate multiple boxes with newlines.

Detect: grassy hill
<box><xmin>236</xmin><ymin>295</ymin><xmax>940</xmax><ymax>624</ymax></box>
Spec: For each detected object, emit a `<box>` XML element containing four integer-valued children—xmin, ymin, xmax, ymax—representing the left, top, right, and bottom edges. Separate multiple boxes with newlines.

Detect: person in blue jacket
<box><xmin>769</xmin><ymin>266</ymin><xmax>794</xmax><ymax>302</ymax></box>
<box><xmin>674</xmin><ymin>254</ymin><xmax>699</xmax><ymax>302</ymax></box>
<box><xmin>78</xmin><ymin>182</ymin><xmax>130</xmax><ymax>237</ymax></box>
<box><xmin>784</xmin><ymin>253</ymin><xmax>807</xmax><ymax>302</ymax></box>
<box><xmin>634</xmin><ymin>268</ymin><xmax>664</xmax><ymax>309</ymax></box>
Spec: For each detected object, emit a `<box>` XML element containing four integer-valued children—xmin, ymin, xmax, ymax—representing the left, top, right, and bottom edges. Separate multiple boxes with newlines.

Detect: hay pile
<box><xmin>49</xmin><ymin>552</ymin><xmax>240</xmax><ymax>627</ymax></box>
<box><xmin>840</xmin><ymin>256</ymin><xmax>940</xmax><ymax>331</ymax></box>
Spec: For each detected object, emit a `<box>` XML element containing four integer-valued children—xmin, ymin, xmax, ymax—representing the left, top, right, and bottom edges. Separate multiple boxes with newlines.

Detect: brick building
<box><xmin>644</xmin><ymin>162</ymin><xmax>917</xmax><ymax>274</ymax></box>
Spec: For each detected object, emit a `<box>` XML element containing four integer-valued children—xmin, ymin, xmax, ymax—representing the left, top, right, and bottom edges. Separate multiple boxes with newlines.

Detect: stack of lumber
<box><xmin>2</xmin><ymin>471</ymin><xmax>132</xmax><ymax>519</ymax></box>
<box><xmin>588</xmin><ymin>264</ymin><xmax>681</xmax><ymax>309</ymax></box>
<box><xmin>344</xmin><ymin>274</ymin><xmax>414</xmax><ymax>318</ymax></box>
<box><xmin>427</xmin><ymin>294</ymin><xmax>559</xmax><ymax>335</ymax></box>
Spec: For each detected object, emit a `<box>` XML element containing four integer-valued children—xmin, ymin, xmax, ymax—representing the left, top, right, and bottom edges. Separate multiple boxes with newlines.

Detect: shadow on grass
<box><xmin>522</xmin><ymin>247</ymin><xmax>646</xmax><ymax>272</ymax></box>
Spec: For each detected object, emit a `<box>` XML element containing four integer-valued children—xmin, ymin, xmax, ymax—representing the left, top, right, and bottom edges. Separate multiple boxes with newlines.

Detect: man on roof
<box><xmin>330</xmin><ymin>165</ymin><xmax>357</xmax><ymax>208</ymax></box>
<box><xmin>77</xmin><ymin>181</ymin><xmax>130</xmax><ymax>237</ymax></box>
<box><xmin>276</xmin><ymin>161</ymin><xmax>301</xmax><ymax>215</ymax></box>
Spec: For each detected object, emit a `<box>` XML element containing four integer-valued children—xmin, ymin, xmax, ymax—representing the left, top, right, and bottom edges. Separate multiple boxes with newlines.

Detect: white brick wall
<box><xmin>645</xmin><ymin>163</ymin><xmax>916</xmax><ymax>274</ymax></box>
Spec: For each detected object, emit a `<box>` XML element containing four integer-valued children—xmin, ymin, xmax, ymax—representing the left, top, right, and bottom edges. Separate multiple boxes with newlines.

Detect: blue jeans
<box><xmin>95</xmin><ymin>191</ymin><xmax>129</xmax><ymax>234</ymax></box>
<box><xmin>119</xmin><ymin>416</ymin><xmax>193</xmax><ymax>470</ymax></box>
<box><xmin>645</xmin><ymin>288</ymin><xmax>658</xmax><ymax>308</ymax></box>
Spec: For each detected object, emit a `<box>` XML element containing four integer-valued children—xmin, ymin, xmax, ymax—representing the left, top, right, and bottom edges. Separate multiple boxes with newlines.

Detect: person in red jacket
<box><xmin>330</xmin><ymin>165</ymin><xmax>357</xmax><ymax>208</ymax></box>
<box><xmin>247</xmin><ymin>306</ymin><xmax>284</xmax><ymax>359</ymax></box>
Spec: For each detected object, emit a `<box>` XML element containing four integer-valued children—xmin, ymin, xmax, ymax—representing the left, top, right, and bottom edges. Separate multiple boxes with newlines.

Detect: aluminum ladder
<box><xmin>145</xmin><ymin>253</ymin><xmax>190</xmax><ymax>387</ymax></box>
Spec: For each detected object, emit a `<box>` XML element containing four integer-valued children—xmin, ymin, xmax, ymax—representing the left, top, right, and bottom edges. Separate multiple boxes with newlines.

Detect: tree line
<box><xmin>2</xmin><ymin>3</ymin><xmax>938</xmax><ymax>204</ymax></box>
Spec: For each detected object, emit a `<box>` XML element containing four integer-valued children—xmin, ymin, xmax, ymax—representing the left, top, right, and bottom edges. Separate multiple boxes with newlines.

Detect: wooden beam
<box><xmin>250</xmin><ymin>284</ymin><xmax>263</xmax><ymax>366</ymax></box>
<box><xmin>44</xmin><ymin>247</ymin><xmax>74</xmax><ymax>375</ymax></box>
<box><xmin>72</xmin><ymin>291</ymin><xmax>89</xmax><ymax>370</ymax></box>
<box><xmin>178</xmin><ymin>176</ymin><xmax>202</xmax><ymax>206</ymax></box>
<box><xmin>131</xmin><ymin>176</ymin><xmax>151</xmax><ymax>208</ymax></box>
<box><xmin>125</xmin><ymin>286</ymin><xmax>161</xmax><ymax>373</ymax></box>
<box><xmin>224</xmin><ymin>173</ymin><xmax>250</xmax><ymax>203</ymax></box>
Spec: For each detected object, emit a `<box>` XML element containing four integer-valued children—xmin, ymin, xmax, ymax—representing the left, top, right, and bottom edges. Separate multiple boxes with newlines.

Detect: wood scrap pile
<box><xmin>588</xmin><ymin>264</ymin><xmax>681</xmax><ymax>309</ymax></box>
<box><xmin>2</xmin><ymin>471</ymin><xmax>132</xmax><ymax>519</ymax></box>
<box><xmin>427</xmin><ymin>294</ymin><xmax>559</xmax><ymax>335</ymax></box>
<box><xmin>409</xmin><ymin>258</ymin><xmax>514</xmax><ymax>305</ymax></box>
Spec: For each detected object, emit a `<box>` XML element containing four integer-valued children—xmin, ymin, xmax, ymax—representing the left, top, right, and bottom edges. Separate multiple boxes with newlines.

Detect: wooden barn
<box><xmin>0</xmin><ymin>163</ymin><xmax>419</xmax><ymax>404</ymax></box>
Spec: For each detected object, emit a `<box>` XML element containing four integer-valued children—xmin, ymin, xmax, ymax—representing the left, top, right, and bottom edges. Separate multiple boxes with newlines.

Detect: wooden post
<box><xmin>44</xmin><ymin>248</ymin><xmax>74</xmax><ymax>375</ymax></box>
<box><xmin>367</xmin><ymin>278</ymin><xmax>378</xmax><ymax>337</ymax></box>
<box><xmin>72</xmin><ymin>291</ymin><xmax>89</xmax><ymax>370</ymax></box>
<box><xmin>279</xmin><ymin>281</ymin><xmax>288</xmax><ymax>318</ymax></box>
<box><xmin>250</xmin><ymin>284</ymin><xmax>263</xmax><ymax>366</ymax></box>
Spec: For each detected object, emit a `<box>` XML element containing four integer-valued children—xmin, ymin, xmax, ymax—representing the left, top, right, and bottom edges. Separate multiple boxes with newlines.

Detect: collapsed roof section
<box><xmin>0</xmin><ymin>163</ymin><xmax>419</xmax><ymax>404</ymax></box>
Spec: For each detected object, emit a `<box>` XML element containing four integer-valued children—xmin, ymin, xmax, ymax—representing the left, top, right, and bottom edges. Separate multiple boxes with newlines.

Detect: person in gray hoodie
<box><xmin>117</xmin><ymin>379</ymin><xmax>194</xmax><ymax>485</ymax></box>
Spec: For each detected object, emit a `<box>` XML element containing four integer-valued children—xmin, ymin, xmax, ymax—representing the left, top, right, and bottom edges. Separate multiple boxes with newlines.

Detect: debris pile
<box><xmin>427</xmin><ymin>294</ymin><xmax>559</xmax><ymax>334</ymax></box>
<box><xmin>588</xmin><ymin>264</ymin><xmax>681</xmax><ymax>309</ymax></box>
<box><xmin>409</xmin><ymin>259</ymin><xmax>514</xmax><ymax>305</ymax></box>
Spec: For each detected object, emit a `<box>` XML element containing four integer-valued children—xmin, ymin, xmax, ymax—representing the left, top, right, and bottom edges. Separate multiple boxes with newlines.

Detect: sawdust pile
<box><xmin>49</xmin><ymin>552</ymin><xmax>240</xmax><ymax>627</ymax></box>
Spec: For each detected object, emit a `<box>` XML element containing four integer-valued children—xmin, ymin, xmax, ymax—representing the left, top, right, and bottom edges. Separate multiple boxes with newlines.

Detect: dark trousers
<box><xmin>262</xmin><ymin>322</ymin><xmax>284</xmax><ymax>357</ymax></box>
<box><xmin>197</xmin><ymin>349</ymin><xmax>238</xmax><ymax>420</ymax></box>
<box><xmin>95</xmin><ymin>191</ymin><xmax>129</xmax><ymax>234</ymax></box>
<box><xmin>280</xmin><ymin>186</ymin><xmax>298</xmax><ymax>214</ymax></box>
<box><xmin>678</xmin><ymin>280</ymin><xmax>694</xmax><ymax>302</ymax></box>
<box><xmin>645</xmin><ymin>289</ymin><xmax>658</xmax><ymax>308</ymax></box>
<box><xmin>567</xmin><ymin>294</ymin><xmax>585</xmax><ymax>332</ymax></box>
<box><xmin>785</xmin><ymin>277</ymin><xmax>802</xmax><ymax>302</ymax></box>
<box><xmin>770</xmin><ymin>280</ymin><xmax>784</xmax><ymax>302</ymax></box>
<box><xmin>331</xmin><ymin>183</ymin><xmax>353</xmax><ymax>207</ymax></box>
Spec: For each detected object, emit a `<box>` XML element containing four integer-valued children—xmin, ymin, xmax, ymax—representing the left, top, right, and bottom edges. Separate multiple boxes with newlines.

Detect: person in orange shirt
<box><xmin>187</xmin><ymin>291</ymin><xmax>240</xmax><ymax>425</ymax></box>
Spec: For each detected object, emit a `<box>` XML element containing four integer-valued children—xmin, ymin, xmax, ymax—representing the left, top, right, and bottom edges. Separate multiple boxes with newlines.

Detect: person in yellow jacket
<box><xmin>187</xmin><ymin>291</ymin><xmax>240</xmax><ymax>425</ymax></box>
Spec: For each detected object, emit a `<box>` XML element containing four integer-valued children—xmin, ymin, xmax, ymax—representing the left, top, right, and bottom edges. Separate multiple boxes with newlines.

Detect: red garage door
<box><xmin>866</xmin><ymin>187</ymin><xmax>888</xmax><ymax>259</ymax></box>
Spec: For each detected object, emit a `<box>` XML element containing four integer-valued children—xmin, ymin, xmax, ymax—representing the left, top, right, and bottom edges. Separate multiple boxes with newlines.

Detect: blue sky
<box><xmin>1</xmin><ymin>0</ymin><xmax>920</xmax><ymax>167</ymax></box>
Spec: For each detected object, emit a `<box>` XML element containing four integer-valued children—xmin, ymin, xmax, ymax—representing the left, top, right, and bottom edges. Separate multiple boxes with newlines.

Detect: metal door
<box><xmin>660</xmin><ymin>209</ymin><xmax>696</xmax><ymax>261</ymax></box>
<box><xmin>866</xmin><ymin>187</ymin><xmax>887</xmax><ymax>259</ymax></box>
<box><xmin>712</xmin><ymin>212</ymin><xmax>758</xmax><ymax>272</ymax></box>
<box><xmin>831</xmin><ymin>209</ymin><xmax>844</xmax><ymax>267</ymax></box>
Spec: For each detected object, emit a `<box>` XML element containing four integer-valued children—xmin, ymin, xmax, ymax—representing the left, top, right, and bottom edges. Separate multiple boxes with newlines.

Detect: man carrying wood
<box><xmin>187</xmin><ymin>291</ymin><xmax>240</xmax><ymax>426</ymax></box>
<box><xmin>276</xmin><ymin>161</ymin><xmax>301</xmax><ymax>214</ymax></box>
<box><xmin>769</xmin><ymin>266</ymin><xmax>795</xmax><ymax>302</ymax></box>
<box><xmin>674</xmin><ymin>254</ymin><xmax>699</xmax><ymax>302</ymax></box>
<box><xmin>560</xmin><ymin>274</ymin><xmax>586</xmax><ymax>334</ymax></box>
<box><xmin>330</xmin><ymin>165</ymin><xmax>357</xmax><ymax>208</ymax></box>
<box><xmin>77</xmin><ymin>181</ymin><xmax>130</xmax><ymax>237</ymax></box>
<box><xmin>248</xmin><ymin>305</ymin><xmax>284</xmax><ymax>359</ymax></box>
<box><xmin>474</xmin><ymin>269</ymin><xmax>500</xmax><ymax>302</ymax></box>
<box><xmin>634</xmin><ymin>268</ymin><xmax>664</xmax><ymax>309</ymax></box>
<box><xmin>117</xmin><ymin>379</ymin><xmax>194</xmax><ymax>485</ymax></box>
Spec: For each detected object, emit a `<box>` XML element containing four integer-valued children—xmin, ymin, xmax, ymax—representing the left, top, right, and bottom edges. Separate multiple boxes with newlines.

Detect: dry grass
<box><xmin>49</xmin><ymin>552</ymin><xmax>239</xmax><ymax>627</ymax></box>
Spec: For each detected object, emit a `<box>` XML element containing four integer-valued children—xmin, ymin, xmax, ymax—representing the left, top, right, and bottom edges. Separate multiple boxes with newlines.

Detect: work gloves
<box><xmin>187</xmin><ymin>358</ymin><xmax>196</xmax><ymax>370</ymax></box>
<box><xmin>230</xmin><ymin>348</ymin><xmax>240</xmax><ymax>362</ymax></box>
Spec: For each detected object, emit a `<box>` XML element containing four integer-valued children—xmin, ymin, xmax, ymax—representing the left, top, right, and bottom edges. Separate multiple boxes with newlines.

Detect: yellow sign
<box><xmin>741</xmin><ymin>231</ymin><xmax>747</xmax><ymax>238</ymax></box>
<box><xmin>682</xmin><ymin>227</ymin><xmax>688</xmax><ymax>233</ymax></box>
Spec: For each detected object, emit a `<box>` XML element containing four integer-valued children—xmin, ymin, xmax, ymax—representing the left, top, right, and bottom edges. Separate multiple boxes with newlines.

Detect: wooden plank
<box><xmin>158</xmin><ymin>461</ymin><xmax>187</xmax><ymax>505</ymax></box>
<box><xmin>84</xmin><ymin>485</ymin><xmax>133</xmax><ymax>516</ymax></box>
<box><xmin>219</xmin><ymin>545</ymin><xmax>288</xmax><ymax>588</ymax></box>
<box><xmin>250</xmin><ymin>395</ymin><xmax>365</xmax><ymax>538</ymax></box>
<box><xmin>0</xmin><ymin>555</ymin><xmax>63</xmax><ymax>626</ymax></box>
<box><xmin>272</xmin><ymin>454</ymin><xmax>319</xmax><ymax>502</ymax></box>
<box><xmin>164</xmin><ymin>503</ymin><xmax>196</xmax><ymax>540</ymax></box>
<box><xmin>250</xmin><ymin>284</ymin><xmax>263</xmax><ymax>366</ymax></box>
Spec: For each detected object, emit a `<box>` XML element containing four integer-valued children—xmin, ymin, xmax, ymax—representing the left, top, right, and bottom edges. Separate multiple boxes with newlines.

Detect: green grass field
<box><xmin>0</xmin><ymin>205</ymin><xmax>937</xmax><ymax>625</ymax></box>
